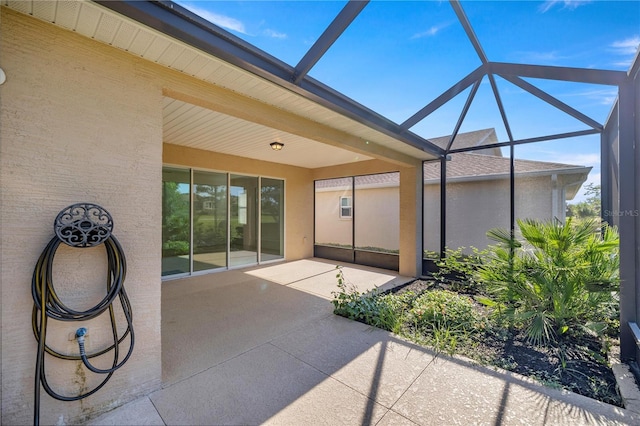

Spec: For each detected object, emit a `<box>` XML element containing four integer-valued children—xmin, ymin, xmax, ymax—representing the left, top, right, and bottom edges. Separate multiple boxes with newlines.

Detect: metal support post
<box><xmin>618</xmin><ymin>78</ymin><xmax>638</xmax><ymax>360</ymax></box>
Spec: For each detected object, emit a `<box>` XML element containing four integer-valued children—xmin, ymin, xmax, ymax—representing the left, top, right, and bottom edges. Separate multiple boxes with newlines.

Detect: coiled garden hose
<box><xmin>31</xmin><ymin>204</ymin><xmax>134</xmax><ymax>426</ymax></box>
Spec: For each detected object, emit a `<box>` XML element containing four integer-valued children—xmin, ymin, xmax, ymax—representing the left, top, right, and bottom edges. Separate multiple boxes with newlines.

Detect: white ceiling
<box><xmin>163</xmin><ymin>97</ymin><xmax>373</xmax><ymax>168</ymax></box>
<box><xmin>3</xmin><ymin>0</ymin><xmax>437</xmax><ymax>169</ymax></box>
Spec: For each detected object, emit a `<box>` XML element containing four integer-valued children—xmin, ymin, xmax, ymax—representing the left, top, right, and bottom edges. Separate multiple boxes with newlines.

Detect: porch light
<box><xmin>270</xmin><ymin>141</ymin><xmax>284</xmax><ymax>151</ymax></box>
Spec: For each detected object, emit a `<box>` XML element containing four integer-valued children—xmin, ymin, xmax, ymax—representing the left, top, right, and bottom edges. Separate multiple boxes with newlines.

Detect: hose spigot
<box><xmin>75</xmin><ymin>327</ymin><xmax>88</xmax><ymax>346</ymax></box>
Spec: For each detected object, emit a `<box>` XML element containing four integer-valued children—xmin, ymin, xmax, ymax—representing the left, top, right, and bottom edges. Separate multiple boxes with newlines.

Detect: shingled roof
<box><xmin>429</xmin><ymin>128</ymin><xmax>501</xmax><ymax>155</ymax></box>
<box><xmin>316</xmin><ymin>128</ymin><xmax>591</xmax><ymax>192</ymax></box>
<box><xmin>424</xmin><ymin>152</ymin><xmax>591</xmax><ymax>182</ymax></box>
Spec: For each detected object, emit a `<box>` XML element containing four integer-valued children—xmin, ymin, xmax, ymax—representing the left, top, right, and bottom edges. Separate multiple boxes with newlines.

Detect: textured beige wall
<box><xmin>0</xmin><ymin>6</ymin><xmax>428</xmax><ymax>424</ymax></box>
<box><xmin>424</xmin><ymin>176</ymin><xmax>554</xmax><ymax>253</ymax></box>
<box><xmin>355</xmin><ymin>187</ymin><xmax>400</xmax><ymax>250</ymax></box>
<box><xmin>1</xmin><ymin>9</ymin><xmax>163</xmax><ymax>424</ymax></box>
<box><xmin>314</xmin><ymin>186</ymin><xmax>402</xmax><ymax>251</ymax></box>
<box><xmin>163</xmin><ymin>144</ymin><xmax>315</xmax><ymax>260</ymax></box>
<box><xmin>312</xmin><ymin>161</ymin><xmax>422</xmax><ymax>276</ymax></box>
<box><xmin>316</xmin><ymin>176</ymin><xmax>556</xmax><ymax>256</ymax></box>
<box><xmin>399</xmin><ymin>166</ymin><xmax>422</xmax><ymax>276</ymax></box>
<box><xmin>315</xmin><ymin>191</ymin><xmax>354</xmax><ymax>247</ymax></box>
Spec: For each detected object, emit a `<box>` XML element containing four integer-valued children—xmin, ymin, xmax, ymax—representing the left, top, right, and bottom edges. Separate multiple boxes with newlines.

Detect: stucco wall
<box><xmin>356</xmin><ymin>186</ymin><xmax>400</xmax><ymax>250</ymax></box>
<box><xmin>315</xmin><ymin>187</ymin><xmax>400</xmax><ymax>250</ymax></box>
<box><xmin>313</xmin><ymin>160</ymin><xmax>422</xmax><ymax>276</ymax></box>
<box><xmin>315</xmin><ymin>175</ymin><xmax>557</xmax><ymax>257</ymax></box>
<box><xmin>0</xmin><ymin>3</ymin><xmax>431</xmax><ymax>423</ymax></box>
<box><xmin>315</xmin><ymin>190</ymin><xmax>354</xmax><ymax>247</ymax></box>
<box><xmin>163</xmin><ymin>144</ymin><xmax>315</xmax><ymax>260</ymax></box>
<box><xmin>0</xmin><ymin>9</ymin><xmax>163</xmax><ymax>424</ymax></box>
<box><xmin>424</xmin><ymin>176</ymin><xmax>555</xmax><ymax>253</ymax></box>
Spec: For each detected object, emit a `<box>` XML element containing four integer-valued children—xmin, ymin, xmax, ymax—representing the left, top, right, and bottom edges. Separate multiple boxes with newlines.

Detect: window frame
<box><xmin>339</xmin><ymin>195</ymin><xmax>352</xmax><ymax>219</ymax></box>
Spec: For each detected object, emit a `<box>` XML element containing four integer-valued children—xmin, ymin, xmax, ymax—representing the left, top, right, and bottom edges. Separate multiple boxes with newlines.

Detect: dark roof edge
<box><xmin>94</xmin><ymin>0</ymin><xmax>445</xmax><ymax>158</ymax></box>
<box><xmin>424</xmin><ymin>166</ymin><xmax>592</xmax><ymax>184</ymax></box>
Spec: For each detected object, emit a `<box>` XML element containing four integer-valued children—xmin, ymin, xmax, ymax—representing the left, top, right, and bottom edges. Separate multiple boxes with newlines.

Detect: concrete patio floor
<box><xmin>88</xmin><ymin>259</ymin><xmax>639</xmax><ymax>425</ymax></box>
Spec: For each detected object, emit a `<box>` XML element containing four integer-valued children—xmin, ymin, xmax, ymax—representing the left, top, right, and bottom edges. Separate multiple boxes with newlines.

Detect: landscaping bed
<box><xmin>398</xmin><ymin>279</ymin><xmax>622</xmax><ymax>406</ymax></box>
<box><xmin>332</xmin><ymin>218</ymin><xmax>628</xmax><ymax>407</ymax></box>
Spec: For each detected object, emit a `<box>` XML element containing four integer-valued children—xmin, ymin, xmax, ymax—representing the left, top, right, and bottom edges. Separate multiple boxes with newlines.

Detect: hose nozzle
<box><xmin>75</xmin><ymin>327</ymin><xmax>88</xmax><ymax>346</ymax></box>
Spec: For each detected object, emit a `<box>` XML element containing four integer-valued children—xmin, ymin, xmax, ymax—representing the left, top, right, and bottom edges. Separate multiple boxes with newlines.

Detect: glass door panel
<box><xmin>314</xmin><ymin>177</ymin><xmax>353</xmax><ymax>248</ymax></box>
<box><xmin>354</xmin><ymin>173</ymin><xmax>399</xmax><ymax>253</ymax></box>
<box><xmin>193</xmin><ymin>171</ymin><xmax>228</xmax><ymax>271</ymax></box>
<box><xmin>162</xmin><ymin>167</ymin><xmax>191</xmax><ymax>276</ymax></box>
<box><xmin>260</xmin><ymin>178</ymin><xmax>284</xmax><ymax>261</ymax></box>
<box><xmin>230</xmin><ymin>174</ymin><xmax>258</xmax><ymax>267</ymax></box>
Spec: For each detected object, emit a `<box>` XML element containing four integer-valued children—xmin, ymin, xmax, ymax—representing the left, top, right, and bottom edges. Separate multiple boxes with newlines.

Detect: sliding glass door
<box><xmin>193</xmin><ymin>170</ymin><xmax>228</xmax><ymax>271</ymax></box>
<box><xmin>162</xmin><ymin>167</ymin><xmax>283</xmax><ymax>277</ymax></box>
<box><xmin>229</xmin><ymin>174</ymin><xmax>258</xmax><ymax>267</ymax></box>
<box><xmin>261</xmin><ymin>178</ymin><xmax>284</xmax><ymax>261</ymax></box>
<box><xmin>162</xmin><ymin>167</ymin><xmax>191</xmax><ymax>276</ymax></box>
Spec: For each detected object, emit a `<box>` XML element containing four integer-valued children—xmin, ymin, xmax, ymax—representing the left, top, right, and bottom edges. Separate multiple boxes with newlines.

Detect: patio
<box><xmin>2</xmin><ymin>1</ymin><xmax>639</xmax><ymax>424</ymax></box>
<box><xmin>89</xmin><ymin>259</ymin><xmax>637</xmax><ymax>425</ymax></box>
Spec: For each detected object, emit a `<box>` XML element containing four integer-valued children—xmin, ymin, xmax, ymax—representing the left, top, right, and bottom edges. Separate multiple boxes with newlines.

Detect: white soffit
<box><xmin>164</xmin><ymin>97</ymin><xmax>373</xmax><ymax>168</ymax></box>
<box><xmin>3</xmin><ymin>0</ymin><xmax>437</xmax><ymax>167</ymax></box>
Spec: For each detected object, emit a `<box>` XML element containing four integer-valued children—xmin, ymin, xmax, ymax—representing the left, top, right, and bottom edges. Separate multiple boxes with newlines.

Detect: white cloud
<box><xmin>560</xmin><ymin>153</ymin><xmax>600</xmax><ymax>167</ymax></box>
<box><xmin>524</xmin><ymin>148</ymin><xmax>600</xmax><ymax>167</ymax></box>
<box><xmin>557</xmin><ymin>88</ymin><xmax>618</xmax><ymax>106</ymax></box>
<box><xmin>544</xmin><ymin>152</ymin><xmax>600</xmax><ymax>167</ymax></box>
<box><xmin>539</xmin><ymin>0</ymin><xmax>593</xmax><ymax>13</ymax></box>
<box><xmin>263</xmin><ymin>29</ymin><xmax>287</xmax><ymax>39</ymax></box>
<box><xmin>611</xmin><ymin>36</ymin><xmax>640</xmax><ymax>55</ymax></box>
<box><xmin>609</xmin><ymin>36</ymin><xmax>640</xmax><ymax>67</ymax></box>
<box><xmin>512</xmin><ymin>50</ymin><xmax>575</xmax><ymax>65</ymax></box>
<box><xmin>411</xmin><ymin>22</ymin><xmax>451</xmax><ymax>39</ymax></box>
<box><xmin>181</xmin><ymin>4</ymin><xmax>247</xmax><ymax>34</ymax></box>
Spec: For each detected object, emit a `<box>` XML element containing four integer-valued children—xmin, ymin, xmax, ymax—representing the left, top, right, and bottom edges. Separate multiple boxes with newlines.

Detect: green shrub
<box><xmin>432</xmin><ymin>247</ymin><xmax>487</xmax><ymax>294</ymax></box>
<box><xmin>376</xmin><ymin>291</ymin><xmax>417</xmax><ymax>333</ymax></box>
<box><xmin>477</xmin><ymin>218</ymin><xmax>619</xmax><ymax>346</ymax></box>
<box><xmin>331</xmin><ymin>266</ymin><xmax>384</xmax><ymax>326</ymax></box>
<box><xmin>408</xmin><ymin>290</ymin><xmax>479</xmax><ymax>331</ymax></box>
<box><xmin>407</xmin><ymin>290</ymin><xmax>483</xmax><ymax>353</ymax></box>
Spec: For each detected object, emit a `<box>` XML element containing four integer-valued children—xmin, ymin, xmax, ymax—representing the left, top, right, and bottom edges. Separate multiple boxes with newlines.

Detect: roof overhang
<box><xmin>424</xmin><ymin>166</ymin><xmax>592</xmax><ymax>185</ymax></box>
<box><xmin>2</xmin><ymin>0</ymin><xmax>441</xmax><ymax>169</ymax></box>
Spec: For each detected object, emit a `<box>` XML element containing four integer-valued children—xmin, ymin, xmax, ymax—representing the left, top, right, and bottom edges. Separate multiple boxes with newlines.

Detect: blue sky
<box><xmin>175</xmin><ymin>0</ymin><xmax>639</xmax><ymax>202</ymax></box>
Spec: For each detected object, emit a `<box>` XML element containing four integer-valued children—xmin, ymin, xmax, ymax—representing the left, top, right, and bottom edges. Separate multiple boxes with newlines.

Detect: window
<box><xmin>340</xmin><ymin>196</ymin><xmax>352</xmax><ymax>219</ymax></box>
<box><xmin>261</xmin><ymin>178</ymin><xmax>285</xmax><ymax>261</ymax></box>
<box><xmin>162</xmin><ymin>166</ymin><xmax>284</xmax><ymax>277</ymax></box>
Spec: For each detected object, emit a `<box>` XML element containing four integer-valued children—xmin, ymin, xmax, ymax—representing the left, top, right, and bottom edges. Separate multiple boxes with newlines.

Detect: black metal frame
<box><xmin>95</xmin><ymin>0</ymin><xmax>443</xmax><ymax>157</ymax></box>
<box><xmin>98</xmin><ymin>0</ymin><xmax>639</xmax><ymax>360</ymax></box>
<box><xmin>313</xmin><ymin>173</ymin><xmax>401</xmax><ymax>272</ymax></box>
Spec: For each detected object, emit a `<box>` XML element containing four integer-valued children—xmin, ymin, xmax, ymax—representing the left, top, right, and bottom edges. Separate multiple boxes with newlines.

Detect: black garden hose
<box><xmin>31</xmin><ymin>204</ymin><xmax>134</xmax><ymax>426</ymax></box>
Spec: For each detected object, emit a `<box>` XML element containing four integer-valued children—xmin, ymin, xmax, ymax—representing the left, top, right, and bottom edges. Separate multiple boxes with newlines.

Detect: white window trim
<box><xmin>339</xmin><ymin>195</ymin><xmax>352</xmax><ymax>219</ymax></box>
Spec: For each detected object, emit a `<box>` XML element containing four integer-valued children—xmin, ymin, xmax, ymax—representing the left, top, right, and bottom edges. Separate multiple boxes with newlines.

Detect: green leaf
<box><xmin>475</xmin><ymin>296</ymin><xmax>496</xmax><ymax>307</ymax></box>
<box><xmin>584</xmin><ymin>321</ymin><xmax>607</xmax><ymax>336</ymax></box>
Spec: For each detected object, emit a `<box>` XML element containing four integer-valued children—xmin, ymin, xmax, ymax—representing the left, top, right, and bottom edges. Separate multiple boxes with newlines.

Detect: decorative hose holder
<box><xmin>54</xmin><ymin>203</ymin><xmax>114</xmax><ymax>248</ymax></box>
<box><xmin>32</xmin><ymin>203</ymin><xmax>134</xmax><ymax>426</ymax></box>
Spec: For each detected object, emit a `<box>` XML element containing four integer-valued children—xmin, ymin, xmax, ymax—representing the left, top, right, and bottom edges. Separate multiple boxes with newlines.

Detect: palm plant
<box><xmin>477</xmin><ymin>218</ymin><xmax>619</xmax><ymax>346</ymax></box>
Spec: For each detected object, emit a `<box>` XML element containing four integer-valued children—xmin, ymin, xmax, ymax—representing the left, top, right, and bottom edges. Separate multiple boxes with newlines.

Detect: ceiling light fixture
<box><xmin>270</xmin><ymin>141</ymin><xmax>284</xmax><ymax>151</ymax></box>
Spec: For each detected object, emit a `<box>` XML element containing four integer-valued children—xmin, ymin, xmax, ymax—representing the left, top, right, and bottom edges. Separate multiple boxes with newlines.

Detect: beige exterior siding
<box><xmin>315</xmin><ymin>187</ymin><xmax>400</xmax><ymax>250</ymax></box>
<box><xmin>315</xmin><ymin>190</ymin><xmax>354</xmax><ymax>247</ymax></box>
<box><xmin>317</xmin><ymin>174</ymin><xmax>569</xmax><ymax>256</ymax></box>
<box><xmin>1</xmin><ymin>9</ymin><xmax>163</xmax><ymax>424</ymax></box>
<box><xmin>429</xmin><ymin>175</ymin><xmax>563</xmax><ymax>252</ymax></box>
<box><xmin>0</xmin><ymin>8</ymin><xmax>421</xmax><ymax>423</ymax></box>
<box><xmin>355</xmin><ymin>187</ymin><xmax>400</xmax><ymax>250</ymax></box>
<box><xmin>313</xmin><ymin>160</ymin><xmax>422</xmax><ymax>276</ymax></box>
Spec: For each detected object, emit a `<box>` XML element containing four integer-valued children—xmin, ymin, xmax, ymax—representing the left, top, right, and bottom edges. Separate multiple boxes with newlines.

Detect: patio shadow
<box><xmin>148</xmin><ymin>259</ymin><xmax>637</xmax><ymax>426</ymax></box>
